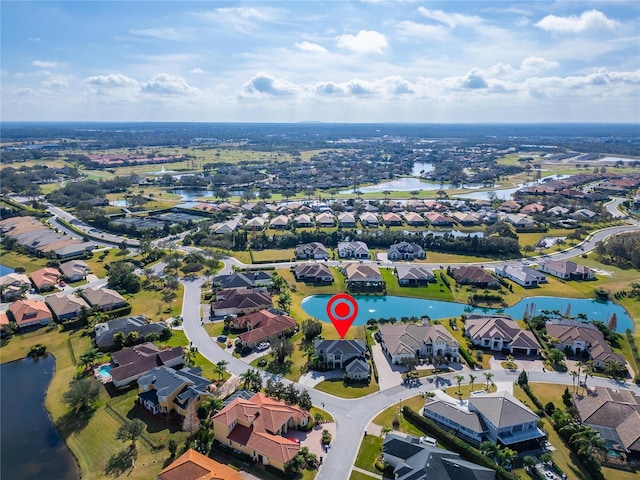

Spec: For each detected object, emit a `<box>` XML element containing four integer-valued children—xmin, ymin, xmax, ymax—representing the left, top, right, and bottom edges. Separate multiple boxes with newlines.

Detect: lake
<box><xmin>0</xmin><ymin>355</ymin><xmax>79</xmax><ymax>480</ymax></box>
<box><xmin>0</xmin><ymin>263</ymin><xmax>13</xmax><ymax>276</ymax></box>
<box><xmin>173</xmin><ymin>189</ymin><xmax>257</xmax><ymax>200</ymax></box>
<box><xmin>301</xmin><ymin>295</ymin><xmax>633</xmax><ymax>333</ymax></box>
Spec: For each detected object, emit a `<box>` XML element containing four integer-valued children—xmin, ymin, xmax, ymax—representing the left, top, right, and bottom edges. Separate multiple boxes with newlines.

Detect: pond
<box><xmin>339</xmin><ymin>178</ymin><xmax>487</xmax><ymax>194</ymax></box>
<box><xmin>0</xmin><ymin>355</ymin><xmax>79</xmax><ymax>480</ymax></box>
<box><xmin>173</xmin><ymin>189</ymin><xmax>257</xmax><ymax>200</ymax></box>
<box><xmin>301</xmin><ymin>295</ymin><xmax>633</xmax><ymax>333</ymax></box>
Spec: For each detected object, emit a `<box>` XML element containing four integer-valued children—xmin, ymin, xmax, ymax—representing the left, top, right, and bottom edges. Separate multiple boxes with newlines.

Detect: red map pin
<box><xmin>326</xmin><ymin>293</ymin><xmax>359</xmax><ymax>339</ymax></box>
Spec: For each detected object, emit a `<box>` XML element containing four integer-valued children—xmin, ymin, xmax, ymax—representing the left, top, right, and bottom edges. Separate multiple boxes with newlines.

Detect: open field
<box><xmin>353</xmin><ymin>435</ymin><xmax>383</xmax><ymax>474</ymax></box>
<box><xmin>0</xmin><ymin>246</ymin><xmax>49</xmax><ymax>272</ymax></box>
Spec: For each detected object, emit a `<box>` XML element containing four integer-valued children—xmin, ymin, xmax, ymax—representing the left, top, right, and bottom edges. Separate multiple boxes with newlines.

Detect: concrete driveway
<box><xmin>370</xmin><ymin>342</ymin><xmax>403</xmax><ymax>390</ymax></box>
<box><xmin>286</xmin><ymin>422</ymin><xmax>337</xmax><ymax>459</ymax></box>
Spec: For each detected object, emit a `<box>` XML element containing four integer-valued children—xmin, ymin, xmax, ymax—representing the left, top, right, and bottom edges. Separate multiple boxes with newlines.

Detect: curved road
<box><xmin>180</xmin><ymin>277</ymin><xmax>640</xmax><ymax>480</ymax></box>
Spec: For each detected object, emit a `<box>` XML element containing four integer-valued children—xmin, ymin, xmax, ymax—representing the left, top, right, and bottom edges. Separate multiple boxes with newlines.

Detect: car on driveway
<box><xmin>257</xmin><ymin>342</ymin><xmax>270</xmax><ymax>351</ymax></box>
<box><xmin>217</xmin><ymin>335</ymin><xmax>227</xmax><ymax>343</ymax></box>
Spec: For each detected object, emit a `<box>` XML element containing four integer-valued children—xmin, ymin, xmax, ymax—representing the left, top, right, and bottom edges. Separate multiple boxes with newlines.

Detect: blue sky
<box><xmin>1</xmin><ymin>1</ymin><xmax>639</xmax><ymax>123</ymax></box>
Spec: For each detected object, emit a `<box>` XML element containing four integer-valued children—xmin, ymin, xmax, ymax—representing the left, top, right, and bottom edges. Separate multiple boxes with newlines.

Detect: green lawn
<box><xmin>349</xmin><ymin>470</ymin><xmax>379</xmax><ymax>480</ymax></box>
<box><xmin>0</xmin><ymin>247</ymin><xmax>49</xmax><ymax>272</ymax></box>
<box><xmin>251</xmin><ymin>249</ymin><xmax>295</xmax><ymax>262</ymax></box>
<box><xmin>314</xmin><ymin>377</ymin><xmax>380</xmax><ymax>398</ymax></box>
<box><xmin>371</xmin><ymin>395</ymin><xmax>426</xmax><ymax>432</ymax></box>
<box><xmin>128</xmin><ymin>284</ymin><xmax>184</xmax><ymax>323</ymax></box>
<box><xmin>381</xmin><ymin>268</ymin><xmax>455</xmax><ymax>301</ymax></box>
<box><xmin>353</xmin><ymin>435</ymin><xmax>383</xmax><ymax>474</ymax></box>
<box><xmin>443</xmin><ymin>383</ymin><xmax>497</xmax><ymax>400</ymax></box>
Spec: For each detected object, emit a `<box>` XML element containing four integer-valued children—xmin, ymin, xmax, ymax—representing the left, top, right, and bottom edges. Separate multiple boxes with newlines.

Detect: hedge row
<box><xmin>458</xmin><ymin>346</ymin><xmax>476</xmax><ymax>369</ymax></box>
<box><xmin>402</xmin><ymin>407</ymin><xmax>518</xmax><ymax>480</ymax></box>
<box><xmin>367</xmin><ymin>344</ymin><xmax>380</xmax><ymax>383</ymax></box>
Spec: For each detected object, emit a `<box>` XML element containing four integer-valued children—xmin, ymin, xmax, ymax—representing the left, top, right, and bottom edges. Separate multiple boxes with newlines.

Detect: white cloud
<box><xmin>16</xmin><ymin>88</ymin><xmax>35</xmax><ymax>96</ymax></box>
<box><xmin>336</xmin><ymin>30</ymin><xmax>388</xmax><ymax>54</ymax></box>
<box><xmin>535</xmin><ymin>9</ymin><xmax>621</xmax><ymax>33</ymax></box>
<box><xmin>241</xmin><ymin>73</ymin><xmax>298</xmax><ymax>97</ymax></box>
<box><xmin>85</xmin><ymin>73</ymin><xmax>139</xmax><ymax>88</ymax></box>
<box><xmin>520</xmin><ymin>57</ymin><xmax>559</xmax><ymax>74</ymax></box>
<box><xmin>461</xmin><ymin>68</ymin><xmax>488</xmax><ymax>89</ymax></box>
<box><xmin>395</xmin><ymin>21</ymin><xmax>450</xmax><ymax>41</ymax></box>
<box><xmin>216</xmin><ymin>6</ymin><xmax>274</xmax><ymax>21</ymax></box>
<box><xmin>313</xmin><ymin>82</ymin><xmax>347</xmax><ymax>96</ymax></box>
<box><xmin>42</xmin><ymin>75</ymin><xmax>69</xmax><ymax>89</ymax></box>
<box><xmin>417</xmin><ymin>8</ymin><xmax>483</xmax><ymax>28</ymax></box>
<box><xmin>129</xmin><ymin>27</ymin><xmax>184</xmax><ymax>41</ymax></box>
<box><xmin>32</xmin><ymin>60</ymin><xmax>57</xmax><ymax>68</ymax></box>
<box><xmin>190</xmin><ymin>68</ymin><xmax>207</xmax><ymax>75</ymax></box>
<box><xmin>141</xmin><ymin>73</ymin><xmax>196</xmax><ymax>95</ymax></box>
<box><xmin>295</xmin><ymin>41</ymin><xmax>327</xmax><ymax>53</ymax></box>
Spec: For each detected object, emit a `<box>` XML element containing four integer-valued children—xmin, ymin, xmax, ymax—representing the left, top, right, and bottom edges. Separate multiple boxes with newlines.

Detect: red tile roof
<box><xmin>8</xmin><ymin>299</ymin><xmax>52</xmax><ymax>326</ymax></box>
<box><xmin>157</xmin><ymin>448</ymin><xmax>243</xmax><ymax>480</ymax></box>
<box><xmin>237</xmin><ymin>310</ymin><xmax>297</xmax><ymax>345</ymax></box>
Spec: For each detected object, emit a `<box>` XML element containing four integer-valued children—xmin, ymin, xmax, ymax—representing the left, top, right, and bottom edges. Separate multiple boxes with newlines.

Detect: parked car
<box><xmin>257</xmin><ymin>342</ymin><xmax>270</xmax><ymax>351</ymax></box>
<box><xmin>217</xmin><ymin>335</ymin><xmax>227</xmax><ymax>343</ymax></box>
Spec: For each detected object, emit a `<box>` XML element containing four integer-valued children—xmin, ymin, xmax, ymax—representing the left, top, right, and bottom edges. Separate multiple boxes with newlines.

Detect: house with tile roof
<box><xmin>294</xmin><ymin>214</ymin><xmax>313</xmax><ymax>228</ymax></box>
<box><xmin>8</xmin><ymin>299</ymin><xmax>52</xmax><ymax>329</ymax></box>
<box><xmin>539</xmin><ymin>260</ymin><xmax>595</xmax><ymax>280</ymax></box>
<box><xmin>520</xmin><ymin>203</ymin><xmax>545</xmax><ymax>215</ymax></box>
<box><xmin>546</xmin><ymin>319</ymin><xmax>626</xmax><ymax>371</ymax></box>
<box><xmin>387</xmin><ymin>242</ymin><xmax>426</xmax><ymax>261</ymax></box>
<box><xmin>94</xmin><ymin>315</ymin><xmax>167</xmax><ymax>350</ymax></box>
<box><xmin>451</xmin><ymin>211</ymin><xmax>481</xmax><ymax>226</ymax></box>
<box><xmin>0</xmin><ymin>272</ymin><xmax>31</xmax><ymax>301</ymax></box>
<box><xmin>337</xmin><ymin>211</ymin><xmax>356</xmax><ymax>227</ymax></box>
<box><xmin>359</xmin><ymin>212</ymin><xmax>379</xmax><ymax>227</ymax></box>
<box><xmin>343</xmin><ymin>264</ymin><xmax>383</xmax><ymax>289</ymax></box>
<box><xmin>382</xmin><ymin>212</ymin><xmax>403</xmax><ymax>226</ymax></box>
<box><xmin>212</xmin><ymin>392</ymin><xmax>309</xmax><ymax>472</ymax></box>
<box><xmin>315</xmin><ymin>212</ymin><xmax>335</xmax><ymax>227</ymax></box>
<box><xmin>244</xmin><ymin>217</ymin><xmax>267</xmax><ymax>231</ymax></box>
<box><xmin>494</xmin><ymin>265</ymin><xmax>547</xmax><ymax>287</ymax></box>
<box><xmin>59</xmin><ymin>259</ymin><xmax>90</xmax><ymax>282</ymax></box>
<box><xmin>235</xmin><ymin>309</ymin><xmax>298</xmax><ymax>348</ymax></box>
<box><xmin>138</xmin><ymin>366</ymin><xmax>212</xmax><ymax>417</ymax></box>
<box><xmin>210</xmin><ymin>288</ymin><xmax>273</xmax><ymax>318</ymax></box>
<box><xmin>378</xmin><ymin>323</ymin><xmax>459</xmax><ymax>365</ymax></box>
<box><xmin>314</xmin><ymin>339</ymin><xmax>369</xmax><ymax>381</ymax></box>
<box><xmin>0</xmin><ymin>312</ymin><xmax>10</xmax><ymax>337</ymax></box>
<box><xmin>45</xmin><ymin>292</ymin><xmax>90</xmax><ymax>321</ymax></box>
<box><xmin>269</xmin><ymin>215</ymin><xmax>289</xmax><ymax>230</ymax></box>
<box><xmin>449</xmin><ymin>266</ymin><xmax>499</xmax><ymax>288</ymax></box>
<box><xmin>425</xmin><ymin>212</ymin><xmax>454</xmax><ymax>226</ymax></box>
<box><xmin>464</xmin><ymin>314</ymin><xmax>541</xmax><ymax>355</ymax></box>
<box><xmin>157</xmin><ymin>448</ymin><xmax>244</xmax><ymax>480</ymax></box>
<box><xmin>295</xmin><ymin>242</ymin><xmax>329</xmax><ymax>260</ymax></box>
<box><xmin>573</xmin><ymin>387</ymin><xmax>640</xmax><ymax>460</ymax></box>
<box><xmin>213</xmin><ymin>271</ymin><xmax>272</xmax><ymax>290</ymax></box>
<box><xmin>402</xmin><ymin>211</ymin><xmax>426</xmax><ymax>226</ymax></box>
<box><xmin>29</xmin><ymin>267</ymin><xmax>61</xmax><ymax>292</ymax></box>
<box><xmin>337</xmin><ymin>241</ymin><xmax>369</xmax><ymax>259</ymax></box>
<box><xmin>81</xmin><ymin>286</ymin><xmax>127</xmax><ymax>311</ymax></box>
<box><xmin>292</xmin><ymin>263</ymin><xmax>333</xmax><ymax>283</ymax></box>
<box><xmin>395</xmin><ymin>265</ymin><xmax>435</xmax><ymax>286</ymax></box>
<box><xmin>383</xmin><ymin>433</ymin><xmax>495</xmax><ymax>480</ymax></box>
<box><xmin>110</xmin><ymin>342</ymin><xmax>184</xmax><ymax>388</ymax></box>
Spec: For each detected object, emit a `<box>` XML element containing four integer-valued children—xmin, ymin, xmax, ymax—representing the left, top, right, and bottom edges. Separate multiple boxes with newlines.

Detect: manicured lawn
<box><xmin>251</xmin><ymin>249</ymin><xmax>295</xmax><ymax>262</ymax></box>
<box><xmin>128</xmin><ymin>284</ymin><xmax>184</xmax><ymax>323</ymax></box>
<box><xmin>381</xmin><ymin>268</ymin><xmax>455</xmax><ymax>302</ymax></box>
<box><xmin>353</xmin><ymin>435</ymin><xmax>383</xmax><ymax>474</ymax></box>
<box><xmin>0</xmin><ymin>247</ymin><xmax>49</xmax><ymax>272</ymax></box>
<box><xmin>349</xmin><ymin>470</ymin><xmax>379</xmax><ymax>480</ymax></box>
<box><xmin>371</xmin><ymin>394</ymin><xmax>426</xmax><ymax>432</ymax></box>
<box><xmin>84</xmin><ymin>248</ymin><xmax>123</xmax><ymax>278</ymax></box>
<box><xmin>309</xmin><ymin>405</ymin><xmax>334</xmax><ymax>423</ymax></box>
<box><xmin>443</xmin><ymin>383</ymin><xmax>497</xmax><ymax>400</ymax></box>
<box><xmin>314</xmin><ymin>377</ymin><xmax>379</xmax><ymax>398</ymax></box>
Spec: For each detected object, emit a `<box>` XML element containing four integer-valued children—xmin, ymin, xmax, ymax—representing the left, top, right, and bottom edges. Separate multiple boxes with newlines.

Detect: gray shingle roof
<box><xmin>469</xmin><ymin>391</ymin><xmax>539</xmax><ymax>428</ymax></box>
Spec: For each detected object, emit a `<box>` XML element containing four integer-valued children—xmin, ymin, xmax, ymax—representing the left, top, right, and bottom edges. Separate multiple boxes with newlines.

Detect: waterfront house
<box><xmin>110</xmin><ymin>342</ymin><xmax>184</xmax><ymax>388</ymax></box>
<box><xmin>29</xmin><ymin>267</ymin><xmax>61</xmax><ymax>292</ymax></box>
<box><xmin>504</xmin><ymin>213</ymin><xmax>535</xmax><ymax>229</ymax></box>
<box><xmin>403</xmin><ymin>211</ymin><xmax>426</xmax><ymax>226</ymax></box>
<box><xmin>378</xmin><ymin>323</ymin><xmax>459</xmax><ymax>365</ymax></box>
<box><xmin>395</xmin><ymin>265</ymin><xmax>435</xmax><ymax>286</ymax></box>
<box><xmin>244</xmin><ymin>217</ymin><xmax>267</xmax><ymax>231</ymax></box>
<box><xmin>292</xmin><ymin>263</ymin><xmax>334</xmax><ymax>283</ymax></box>
<box><xmin>210</xmin><ymin>288</ymin><xmax>273</xmax><ymax>318</ymax></box>
<box><xmin>539</xmin><ymin>260</ymin><xmax>595</xmax><ymax>280</ymax></box>
<box><xmin>464</xmin><ymin>314</ymin><xmax>541</xmax><ymax>355</ymax></box>
<box><xmin>294</xmin><ymin>214</ymin><xmax>313</xmax><ymax>228</ymax></box>
<box><xmin>425</xmin><ymin>212</ymin><xmax>454</xmax><ymax>226</ymax></box>
<box><xmin>343</xmin><ymin>264</ymin><xmax>383</xmax><ymax>288</ymax></box>
<box><xmin>45</xmin><ymin>293</ymin><xmax>90</xmax><ymax>321</ymax></box>
<box><xmin>81</xmin><ymin>286</ymin><xmax>127</xmax><ymax>311</ymax></box>
<box><xmin>315</xmin><ymin>212</ymin><xmax>335</xmax><ymax>227</ymax></box>
<box><xmin>157</xmin><ymin>448</ymin><xmax>244</xmax><ymax>480</ymax></box>
<box><xmin>494</xmin><ymin>265</ymin><xmax>547</xmax><ymax>287</ymax></box>
<box><xmin>449</xmin><ymin>266</ymin><xmax>499</xmax><ymax>288</ymax></box>
<box><xmin>8</xmin><ymin>299</ymin><xmax>52</xmax><ymax>329</ymax></box>
<box><xmin>138</xmin><ymin>366</ymin><xmax>212</xmax><ymax>417</ymax></box>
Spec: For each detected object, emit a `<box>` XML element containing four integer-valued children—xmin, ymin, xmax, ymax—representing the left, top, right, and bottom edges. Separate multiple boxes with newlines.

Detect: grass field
<box><xmin>251</xmin><ymin>249</ymin><xmax>295</xmax><ymax>262</ymax></box>
<box><xmin>353</xmin><ymin>435</ymin><xmax>383</xmax><ymax>474</ymax></box>
<box><xmin>314</xmin><ymin>377</ymin><xmax>380</xmax><ymax>398</ymax></box>
<box><xmin>371</xmin><ymin>394</ymin><xmax>427</xmax><ymax>436</ymax></box>
<box><xmin>0</xmin><ymin>247</ymin><xmax>49</xmax><ymax>272</ymax></box>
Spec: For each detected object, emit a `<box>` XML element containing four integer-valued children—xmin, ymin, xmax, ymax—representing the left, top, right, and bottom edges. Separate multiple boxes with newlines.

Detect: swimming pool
<box><xmin>96</xmin><ymin>364</ymin><xmax>111</xmax><ymax>379</ymax></box>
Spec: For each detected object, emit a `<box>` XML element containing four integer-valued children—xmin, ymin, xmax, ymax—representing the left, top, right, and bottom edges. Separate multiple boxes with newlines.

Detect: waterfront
<box><xmin>301</xmin><ymin>295</ymin><xmax>633</xmax><ymax>333</ymax></box>
<box><xmin>0</xmin><ymin>355</ymin><xmax>79</xmax><ymax>480</ymax></box>
<box><xmin>0</xmin><ymin>263</ymin><xmax>13</xmax><ymax>276</ymax></box>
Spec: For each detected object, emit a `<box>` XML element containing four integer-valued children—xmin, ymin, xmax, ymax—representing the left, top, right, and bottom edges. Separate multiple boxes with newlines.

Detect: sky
<box><xmin>1</xmin><ymin>1</ymin><xmax>639</xmax><ymax>123</ymax></box>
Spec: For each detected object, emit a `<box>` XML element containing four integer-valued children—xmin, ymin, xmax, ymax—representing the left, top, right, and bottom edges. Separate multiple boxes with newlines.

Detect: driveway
<box><xmin>286</xmin><ymin>422</ymin><xmax>337</xmax><ymax>460</ymax></box>
<box><xmin>298</xmin><ymin>369</ymin><xmax>345</xmax><ymax>388</ymax></box>
<box><xmin>370</xmin><ymin>342</ymin><xmax>403</xmax><ymax>390</ymax></box>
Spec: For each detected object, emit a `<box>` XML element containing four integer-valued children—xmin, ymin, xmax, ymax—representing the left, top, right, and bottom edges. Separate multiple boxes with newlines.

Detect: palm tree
<box><xmin>240</xmin><ymin>369</ymin><xmax>263</xmax><ymax>392</ymax></box>
<box><xmin>79</xmin><ymin>348</ymin><xmax>101</xmax><ymax>370</ymax></box>
<box><xmin>184</xmin><ymin>346</ymin><xmax>198</xmax><ymax>366</ymax></box>
<box><xmin>454</xmin><ymin>375</ymin><xmax>465</xmax><ymax>399</ymax></box>
<box><xmin>581</xmin><ymin>360</ymin><xmax>594</xmax><ymax>394</ymax></box>
<box><xmin>505</xmin><ymin>354</ymin><xmax>516</xmax><ymax>370</ymax></box>
<box><xmin>213</xmin><ymin>360</ymin><xmax>229</xmax><ymax>381</ymax></box>
<box><xmin>570</xmin><ymin>425</ymin><xmax>604</xmax><ymax>457</ymax></box>
<box><xmin>200</xmin><ymin>396</ymin><xmax>223</xmax><ymax>418</ymax></box>
<box><xmin>468</xmin><ymin>374</ymin><xmax>477</xmax><ymax>392</ymax></box>
<box><xmin>483</xmin><ymin>372</ymin><xmax>494</xmax><ymax>390</ymax></box>
<box><xmin>570</xmin><ymin>370</ymin><xmax>579</xmax><ymax>393</ymax></box>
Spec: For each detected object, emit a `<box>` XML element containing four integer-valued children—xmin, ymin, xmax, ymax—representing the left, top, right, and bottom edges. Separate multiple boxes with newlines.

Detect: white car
<box><xmin>257</xmin><ymin>342</ymin><xmax>270</xmax><ymax>351</ymax></box>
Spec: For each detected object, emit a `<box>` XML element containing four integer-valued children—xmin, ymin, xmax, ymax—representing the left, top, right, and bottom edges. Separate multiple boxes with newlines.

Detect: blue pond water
<box><xmin>301</xmin><ymin>295</ymin><xmax>633</xmax><ymax>333</ymax></box>
<box><xmin>0</xmin><ymin>264</ymin><xmax>14</xmax><ymax>276</ymax></box>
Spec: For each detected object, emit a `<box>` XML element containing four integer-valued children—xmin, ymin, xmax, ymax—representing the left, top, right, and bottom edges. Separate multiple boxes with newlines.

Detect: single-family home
<box><xmin>571</xmin><ymin>208</ymin><xmax>597</xmax><ymax>220</ymax></box>
<box><xmin>81</xmin><ymin>286</ymin><xmax>128</xmax><ymax>311</ymax></box>
<box><xmin>294</xmin><ymin>214</ymin><xmax>313</xmax><ymax>228</ymax></box>
<box><xmin>546</xmin><ymin>319</ymin><xmax>626</xmax><ymax>370</ymax></box>
<box><xmin>547</xmin><ymin>206</ymin><xmax>570</xmax><ymax>216</ymax></box>
<box><xmin>45</xmin><ymin>293</ymin><xmax>90</xmax><ymax>321</ymax></box>
<box><xmin>539</xmin><ymin>260</ymin><xmax>595</xmax><ymax>280</ymax></box>
<box><xmin>382</xmin><ymin>433</ymin><xmax>495</xmax><ymax>480</ymax></box>
<box><xmin>244</xmin><ymin>217</ymin><xmax>267</xmax><ymax>231</ymax></box>
<box><xmin>337</xmin><ymin>212</ymin><xmax>356</xmax><ymax>228</ymax></box>
<box><xmin>464</xmin><ymin>314</ymin><xmax>541</xmax><ymax>355</ymax></box>
<box><xmin>8</xmin><ymin>299</ymin><xmax>52</xmax><ymax>329</ymax></box>
<box><xmin>499</xmin><ymin>200</ymin><xmax>521</xmax><ymax>213</ymax></box>
<box><xmin>395</xmin><ymin>265</ymin><xmax>435</xmax><ymax>286</ymax></box>
<box><xmin>0</xmin><ymin>312</ymin><xmax>10</xmax><ymax>337</ymax></box>
<box><xmin>314</xmin><ymin>339</ymin><xmax>369</xmax><ymax>380</ymax></box>
<box><xmin>360</xmin><ymin>212</ymin><xmax>379</xmax><ymax>227</ymax></box>
<box><xmin>110</xmin><ymin>342</ymin><xmax>184</xmax><ymax>388</ymax></box>
<box><xmin>504</xmin><ymin>213</ymin><xmax>535</xmax><ymax>229</ymax></box>
<box><xmin>29</xmin><ymin>267</ymin><xmax>61</xmax><ymax>292</ymax></box>
<box><xmin>573</xmin><ymin>387</ymin><xmax>640</xmax><ymax>460</ymax></box>
<box><xmin>295</xmin><ymin>242</ymin><xmax>329</xmax><ymax>260</ymax></box>
<box><xmin>382</xmin><ymin>212</ymin><xmax>403</xmax><ymax>226</ymax></box>
<box><xmin>451</xmin><ymin>212</ymin><xmax>481</xmax><ymax>226</ymax></box>
<box><xmin>315</xmin><ymin>212</ymin><xmax>335</xmax><ymax>227</ymax></box>
<box><xmin>449</xmin><ymin>266</ymin><xmax>499</xmax><ymax>288</ymax></box>
<box><xmin>520</xmin><ymin>203</ymin><xmax>545</xmax><ymax>214</ymax></box>
<box><xmin>235</xmin><ymin>309</ymin><xmax>298</xmax><ymax>348</ymax></box>
<box><xmin>425</xmin><ymin>212</ymin><xmax>454</xmax><ymax>227</ymax></box>
<box><xmin>423</xmin><ymin>391</ymin><xmax>546</xmax><ymax>451</ymax></box>
<box><xmin>138</xmin><ymin>366</ymin><xmax>212</xmax><ymax>417</ymax></box>
<box><xmin>378</xmin><ymin>323</ymin><xmax>460</xmax><ymax>365</ymax></box>
<box><xmin>343</xmin><ymin>264</ymin><xmax>383</xmax><ymax>289</ymax></box>
<box><xmin>402</xmin><ymin>211</ymin><xmax>426</xmax><ymax>226</ymax></box>
<box><xmin>212</xmin><ymin>392</ymin><xmax>309</xmax><ymax>472</ymax></box>
<box><xmin>269</xmin><ymin>215</ymin><xmax>289</xmax><ymax>230</ymax></box>
<box><xmin>494</xmin><ymin>265</ymin><xmax>547</xmax><ymax>287</ymax></box>
<box><xmin>337</xmin><ymin>241</ymin><xmax>369</xmax><ymax>259</ymax></box>
<box><xmin>292</xmin><ymin>263</ymin><xmax>334</xmax><ymax>283</ymax></box>
<box><xmin>157</xmin><ymin>448</ymin><xmax>244</xmax><ymax>480</ymax></box>
<box><xmin>210</xmin><ymin>288</ymin><xmax>273</xmax><ymax>318</ymax></box>
<box><xmin>59</xmin><ymin>259</ymin><xmax>90</xmax><ymax>282</ymax></box>
<box><xmin>387</xmin><ymin>242</ymin><xmax>426</xmax><ymax>261</ymax></box>
<box><xmin>211</xmin><ymin>220</ymin><xmax>238</xmax><ymax>235</ymax></box>
<box><xmin>213</xmin><ymin>271</ymin><xmax>272</xmax><ymax>290</ymax></box>
<box><xmin>0</xmin><ymin>272</ymin><xmax>31</xmax><ymax>301</ymax></box>
<box><xmin>94</xmin><ymin>315</ymin><xmax>166</xmax><ymax>350</ymax></box>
